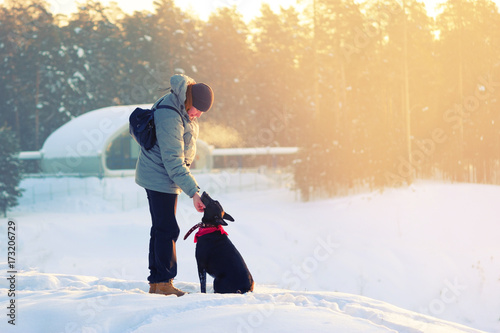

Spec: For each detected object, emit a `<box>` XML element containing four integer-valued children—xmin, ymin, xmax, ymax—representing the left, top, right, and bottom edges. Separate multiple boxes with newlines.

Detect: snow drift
<box><xmin>0</xmin><ymin>173</ymin><xmax>499</xmax><ymax>332</ymax></box>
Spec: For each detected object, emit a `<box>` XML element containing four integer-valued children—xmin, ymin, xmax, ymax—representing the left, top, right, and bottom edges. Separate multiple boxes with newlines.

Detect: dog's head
<box><xmin>201</xmin><ymin>191</ymin><xmax>234</xmax><ymax>226</ymax></box>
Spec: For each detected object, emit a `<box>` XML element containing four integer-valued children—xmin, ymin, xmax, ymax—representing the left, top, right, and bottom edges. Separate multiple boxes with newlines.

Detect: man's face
<box><xmin>187</xmin><ymin>106</ymin><xmax>203</xmax><ymax>120</ymax></box>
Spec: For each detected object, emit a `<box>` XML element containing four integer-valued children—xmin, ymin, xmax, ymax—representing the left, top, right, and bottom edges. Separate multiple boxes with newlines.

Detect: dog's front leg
<box><xmin>198</xmin><ymin>268</ymin><xmax>207</xmax><ymax>293</ymax></box>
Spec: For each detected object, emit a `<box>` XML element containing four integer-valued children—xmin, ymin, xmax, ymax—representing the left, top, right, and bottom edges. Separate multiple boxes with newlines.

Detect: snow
<box><xmin>73</xmin><ymin>71</ymin><xmax>85</xmax><ymax>80</ymax></box>
<box><xmin>1</xmin><ymin>174</ymin><xmax>499</xmax><ymax>333</ymax></box>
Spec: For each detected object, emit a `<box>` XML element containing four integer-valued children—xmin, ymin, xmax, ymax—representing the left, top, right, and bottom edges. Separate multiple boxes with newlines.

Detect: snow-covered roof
<box><xmin>41</xmin><ymin>104</ymin><xmax>148</xmax><ymax>159</ymax></box>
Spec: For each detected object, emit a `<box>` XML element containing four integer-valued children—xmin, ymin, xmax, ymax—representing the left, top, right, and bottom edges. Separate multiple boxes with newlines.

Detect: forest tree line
<box><xmin>1</xmin><ymin>0</ymin><xmax>500</xmax><ymax>200</ymax></box>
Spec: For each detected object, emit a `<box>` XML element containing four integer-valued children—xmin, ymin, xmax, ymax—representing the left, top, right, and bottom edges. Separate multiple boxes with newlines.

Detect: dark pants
<box><xmin>146</xmin><ymin>189</ymin><xmax>179</xmax><ymax>283</ymax></box>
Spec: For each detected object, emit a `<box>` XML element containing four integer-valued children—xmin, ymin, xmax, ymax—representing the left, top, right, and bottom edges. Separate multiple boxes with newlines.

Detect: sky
<box><xmin>18</xmin><ymin>0</ymin><xmax>494</xmax><ymax>21</ymax></box>
<box><xmin>1</xmin><ymin>0</ymin><xmax>499</xmax><ymax>22</ymax></box>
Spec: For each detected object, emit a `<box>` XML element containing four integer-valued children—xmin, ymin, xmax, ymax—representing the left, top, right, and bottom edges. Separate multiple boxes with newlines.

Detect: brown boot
<box><xmin>154</xmin><ymin>280</ymin><xmax>187</xmax><ymax>297</ymax></box>
<box><xmin>149</xmin><ymin>283</ymin><xmax>156</xmax><ymax>294</ymax></box>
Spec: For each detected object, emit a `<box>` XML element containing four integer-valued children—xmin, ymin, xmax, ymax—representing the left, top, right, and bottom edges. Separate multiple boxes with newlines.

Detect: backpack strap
<box><xmin>155</xmin><ymin>104</ymin><xmax>181</xmax><ymax>117</ymax></box>
<box><xmin>153</xmin><ymin>96</ymin><xmax>183</xmax><ymax>118</ymax></box>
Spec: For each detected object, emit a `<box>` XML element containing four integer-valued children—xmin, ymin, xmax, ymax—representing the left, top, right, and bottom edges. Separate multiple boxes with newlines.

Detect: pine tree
<box><xmin>250</xmin><ymin>4</ymin><xmax>310</xmax><ymax>147</ymax></box>
<box><xmin>436</xmin><ymin>0</ymin><xmax>500</xmax><ymax>182</ymax></box>
<box><xmin>59</xmin><ymin>0</ymin><xmax>126</xmax><ymax>116</ymax></box>
<box><xmin>0</xmin><ymin>0</ymin><xmax>69</xmax><ymax>151</ymax></box>
<box><xmin>0</xmin><ymin>127</ymin><xmax>23</xmax><ymax>217</ymax></box>
<box><xmin>196</xmin><ymin>7</ymin><xmax>253</xmax><ymax>142</ymax></box>
<box><xmin>119</xmin><ymin>10</ymin><xmax>158</xmax><ymax>104</ymax></box>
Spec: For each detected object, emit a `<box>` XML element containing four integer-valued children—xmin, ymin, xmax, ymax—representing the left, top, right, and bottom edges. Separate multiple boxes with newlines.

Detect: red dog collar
<box><xmin>194</xmin><ymin>225</ymin><xmax>228</xmax><ymax>243</ymax></box>
<box><xmin>183</xmin><ymin>223</ymin><xmax>228</xmax><ymax>242</ymax></box>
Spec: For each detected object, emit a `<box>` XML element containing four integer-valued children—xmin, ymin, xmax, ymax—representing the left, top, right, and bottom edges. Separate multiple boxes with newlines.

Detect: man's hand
<box><xmin>192</xmin><ymin>192</ymin><xmax>205</xmax><ymax>212</ymax></box>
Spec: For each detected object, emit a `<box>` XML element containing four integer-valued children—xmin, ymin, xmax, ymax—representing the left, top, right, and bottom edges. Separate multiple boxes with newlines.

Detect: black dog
<box><xmin>184</xmin><ymin>192</ymin><xmax>254</xmax><ymax>294</ymax></box>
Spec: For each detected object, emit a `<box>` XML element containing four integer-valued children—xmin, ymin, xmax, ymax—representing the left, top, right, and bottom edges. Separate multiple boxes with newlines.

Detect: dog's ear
<box><xmin>223</xmin><ymin>212</ymin><xmax>234</xmax><ymax>222</ymax></box>
<box><xmin>214</xmin><ymin>200</ymin><xmax>235</xmax><ymax>222</ymax></box>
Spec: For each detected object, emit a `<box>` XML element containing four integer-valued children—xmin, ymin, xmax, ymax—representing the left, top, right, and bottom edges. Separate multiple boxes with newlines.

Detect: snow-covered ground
<box><xmin>1</xmin><ymin>172</ymin><xmax>499</xmax><ymax>332</ymax></box>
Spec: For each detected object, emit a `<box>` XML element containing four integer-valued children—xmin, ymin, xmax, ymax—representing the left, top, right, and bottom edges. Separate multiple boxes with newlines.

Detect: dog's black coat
<box><xmin>194</xmin><ymin>192</ymin><xmax>254</xmax><ymax>294</ymax></box>
<box><xmin>196</xmin><ymin>231</ymin><xmax>254</xmax><ymax>293</ymax></box>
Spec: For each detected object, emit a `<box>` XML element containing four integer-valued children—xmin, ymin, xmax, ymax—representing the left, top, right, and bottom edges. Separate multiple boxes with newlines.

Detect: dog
<box><xmin>184</xmin><ymin>192</ymin><xmax>254</xmax><ymax>294</ymax></box>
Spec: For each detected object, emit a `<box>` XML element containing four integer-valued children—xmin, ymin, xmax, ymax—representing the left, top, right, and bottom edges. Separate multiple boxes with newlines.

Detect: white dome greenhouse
<box><xmin>41</xmin><ymin>105</ymin><xmax>212</xmax><ymax>177</ymax></box>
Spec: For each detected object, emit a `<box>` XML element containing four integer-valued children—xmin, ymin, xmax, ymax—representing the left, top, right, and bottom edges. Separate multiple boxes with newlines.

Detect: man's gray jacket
<box><xmin>135</xmin><ymin>74</ymin><xmax>200</xmax><ymax>198</ymax></box>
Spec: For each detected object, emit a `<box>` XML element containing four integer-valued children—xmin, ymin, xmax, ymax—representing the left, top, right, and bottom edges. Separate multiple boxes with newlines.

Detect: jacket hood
<box><xmin>170</xmin><ymin>74</ymin><xmax>195</xmax><ymax>111</ymax></box>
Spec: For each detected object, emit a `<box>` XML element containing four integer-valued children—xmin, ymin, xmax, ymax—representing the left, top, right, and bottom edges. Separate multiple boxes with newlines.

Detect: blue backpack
<box><xmin>129</xmin><ymin>103</ymin><xmax>180</xmax><ymax>150</ymax></box>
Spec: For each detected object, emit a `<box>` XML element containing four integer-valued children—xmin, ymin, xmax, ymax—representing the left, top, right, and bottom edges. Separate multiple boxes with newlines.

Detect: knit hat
<box><xmin>192</xmin><ymin>83</ymin><xmax>214</xmax><ymax>112</ymax></box>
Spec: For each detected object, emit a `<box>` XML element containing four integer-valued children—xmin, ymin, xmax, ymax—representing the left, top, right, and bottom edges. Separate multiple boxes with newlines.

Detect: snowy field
<box><xmin>1</xmin><ymin>172</ymin><xmax>499</xmax><ymax>332</ymax></box>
